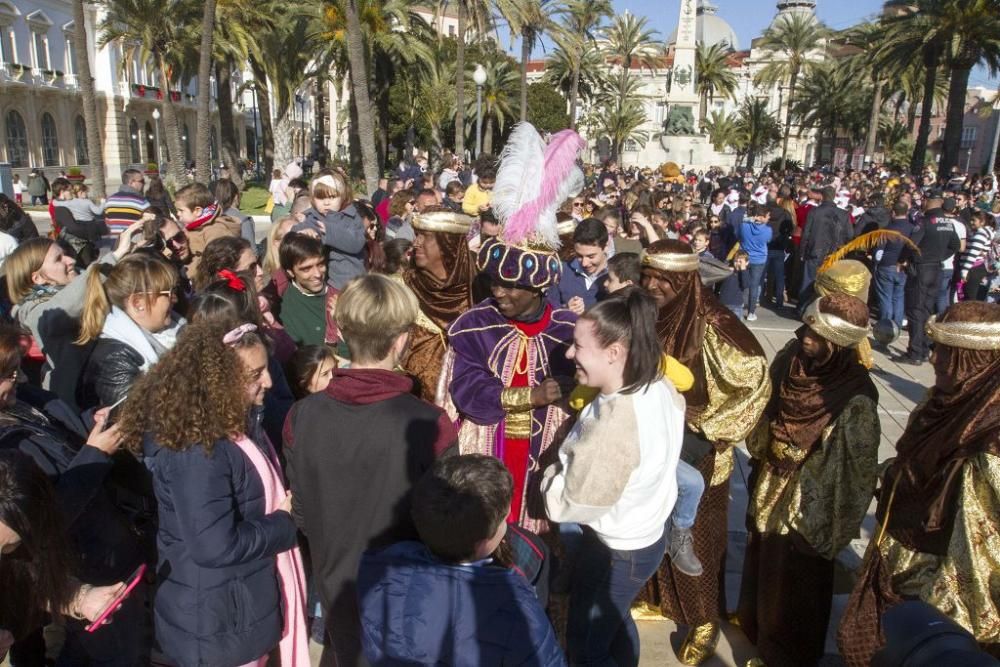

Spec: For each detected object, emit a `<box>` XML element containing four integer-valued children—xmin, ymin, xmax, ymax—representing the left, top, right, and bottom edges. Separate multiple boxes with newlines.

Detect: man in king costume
<box><xmin>399</xmin><ymin>207</ymin><xmax>475</xmax><ymax>402</ymax></box>
<box><xmin>638</xmin><ymin>239</ymin><xmax>771</xmax><ymax>665</ymax></box>
<box><xmin>738</xmin><ymin>292</ymin><xmax>881</xmax><ymax>667</ymax></box>
<box><xmin>442</xmin><ymin>123</ymin><xmax>587</xmax><ymax>532</ymax></box>
<box><xmin>838</xmin><ymin>301</ymin><xmax>1000</xmax><ymax>666</ymax></box>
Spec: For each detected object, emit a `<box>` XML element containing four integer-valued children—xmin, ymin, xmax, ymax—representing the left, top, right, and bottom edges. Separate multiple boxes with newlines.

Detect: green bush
<box><xmin>239</xmin><ymin>184</ymin><xmax>270</xmax><ymax>214</ymax></box>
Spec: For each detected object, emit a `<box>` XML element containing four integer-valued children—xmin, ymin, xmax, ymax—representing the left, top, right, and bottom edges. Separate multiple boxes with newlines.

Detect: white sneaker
<box><xmin>746</xmin><ymin>312</ymin><xmax>757</xmax><ymax>322</ymax></box>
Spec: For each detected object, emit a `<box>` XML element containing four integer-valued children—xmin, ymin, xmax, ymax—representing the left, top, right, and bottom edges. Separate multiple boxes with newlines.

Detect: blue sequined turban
<box><xmin>476</xmin><ymin>237</ymin><xmax>562</xmax><ymax>290</ymax></box>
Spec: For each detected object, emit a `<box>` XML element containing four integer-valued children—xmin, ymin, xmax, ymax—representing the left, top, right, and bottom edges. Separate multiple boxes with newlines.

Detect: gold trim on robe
<box><xmin>748</xmin><ymin>395</ymin><xmax>881</xmax><ymax>560</ymax></box>
<box><xmin>876</xmin><ymin>452</ymin><xmax>1000</xmax><ymax>645</ymax></box>
<box><xmin>693</xmin><ymin>326</ymin><xmax>771</xmax><ymax>486</ymax></box>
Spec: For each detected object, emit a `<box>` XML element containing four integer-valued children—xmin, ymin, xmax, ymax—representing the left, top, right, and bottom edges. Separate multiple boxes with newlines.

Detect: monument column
<box><xmin>666</xmin><ymin>0</ymin><xmax>699</xmax><ymax>123</ymax></box>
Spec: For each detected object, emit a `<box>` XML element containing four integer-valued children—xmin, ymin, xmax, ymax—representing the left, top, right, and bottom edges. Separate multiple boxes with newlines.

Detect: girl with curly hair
<box><xmin>119</xmin><ymin>320</ymin><xmax>308</xmax><ymax>667</ymax></box>
<box><xmin>193</xmin><ymin>236</ymin><xmax>264</xmax><ymax>292</ymax></box>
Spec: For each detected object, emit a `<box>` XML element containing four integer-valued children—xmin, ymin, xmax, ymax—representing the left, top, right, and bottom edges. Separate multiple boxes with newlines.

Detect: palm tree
<box><xmin>210</xmin><ymin>0</ymin><xmax>275</xmax><ymax>187</ymax></box>
<box><xmin>734</xmin><ymin>98</ymin><xmax>782</xmax><ymax>169</ymax></box>
<box><xmin>878</xmin><ymin>4</ymin><xmax>949</xmax><ymax>174</ymax></box>
<box><xmin>753</xmin><ymin>12</ymin><xmax>829</xmax><ymax>171</ymax></box>
<box><xmin>320</xmin><ymin>0</ymin><xmax>436</xmax><ymax>171</ymax></box>
<box><xmin>883</xmin><ymin>0</ymin><xmax>1000</xmax><ymax>176</ymax></box>
<box><xmin>71</xmin><ymin>0</ymin><xmax>107</xmax><ymax>196</ymax></box>
<box><xmin>544</xmin><ymin>39</ymin><xmax>607</xmax><ymax>109</ymax></box>
<box><xmin>100</xmin><ymin>0</ymin><xmax>199</xmax><ymax>185</ymax></box>
<box><xmin>841</xmin><ymin>21</ymin><xmax>890</xmax><ymax>165</ymax></box>
<box><xmin>418</xmin><ymin>45</ymin><xmax>456</xmax><ymax>158</ymax></box>
<box><xmin>694</xmin><ymin>41</ymin><xmax>738</xmax><ymax>128</ymax></box>
<box><xmin>549</xmin><ymin>0</ymin><xmax>611</xmax><ymax>129</ymax></box>
<box><xmin>582</xmin><ymin>70</ymin><xmax>648</xmax><ymax>160</ymax></box>
<box><xmin>602</xmin><ymin>11</ymin><xmax>660</xmax><ymax>77</ymax></box>
<box><xmin>462</xmin><ymin>50</ymin><xmax>517</xmax><ymax>153</ymax></box>
<box><xmin>703</xmin><ymin>109</ymin><xmax>739</xmax><ymax>153</ymax></box>
<box><xmin>194</xmin><ymin>0</ymin><xmax>217</xmax><ymax>184</ymax></box>
<box><xmin>342</xmin><ymin>0</ymin><xmax>380</xmax><ymax>193</ymax></box>
<box><xmin>494</xmin><ymin>0</ymin><xmax>561</xmax><ymax>122</ymax></box>
<box><xmin>446</xmin><ymin>0</ymin><xmax>492</xmax><ymax>160</ymax></box>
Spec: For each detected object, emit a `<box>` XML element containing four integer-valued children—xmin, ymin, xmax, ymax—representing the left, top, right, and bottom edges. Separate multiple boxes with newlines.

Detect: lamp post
<box><xmin>473</xmin><ymin>64</ymin><xmax>486</xmax><ymax>158</ymax></box>
<box><xmin>151</xmin><ymin>108</ymin><xmax>161</xmax><ymax>170</ymax></box>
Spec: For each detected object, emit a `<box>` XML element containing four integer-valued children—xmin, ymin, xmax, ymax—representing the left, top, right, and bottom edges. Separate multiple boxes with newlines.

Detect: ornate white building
<box><xmin>0</xmin><ymin>0</ymin><xmax>258</xmax><ymax>189</ymax></box>
<box><xmin>527</xmin><ymin>0</ymin><xmax>826</xmax><ymax>169</ymax></box>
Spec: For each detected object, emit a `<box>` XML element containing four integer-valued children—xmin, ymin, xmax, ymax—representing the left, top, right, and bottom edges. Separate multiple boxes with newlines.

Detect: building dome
<box><xmin>772</xmin><ymin>0</ymin><xmax>817</xmax><ymax>25</ymax></box>
<box><xmin>666</xmin><ymin>0</ymin><xmax>740</xmax><ymax>51</ymax></box>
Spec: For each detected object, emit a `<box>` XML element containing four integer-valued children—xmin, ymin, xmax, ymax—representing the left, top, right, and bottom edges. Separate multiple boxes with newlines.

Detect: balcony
<box><xmin>63</xmin><ymin>73</ymin><xmax>78</xmax><ymax>89</ymax></box>
<box><xmin>32</xmin><ymin>68</ymin><xmax>64</xmax><ymax>87</ymax></box>
<box><xmin>0</xmin><ymin>63</ymin><xmax>32</xmax><ymax>84</ymax></box>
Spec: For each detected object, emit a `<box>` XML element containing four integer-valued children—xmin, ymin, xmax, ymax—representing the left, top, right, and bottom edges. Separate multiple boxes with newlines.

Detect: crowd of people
<box><xmin>0</xmin><ymin>121</ymin><xmax>998</xmax><ymax>667</ymax></box>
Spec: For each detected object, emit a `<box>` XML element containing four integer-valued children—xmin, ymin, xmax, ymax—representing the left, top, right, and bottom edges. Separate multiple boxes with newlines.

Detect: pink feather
<box><xmin>505</xmin><ymin>129</ymin><xmax>586</xmax><ymax>247</ymax></box>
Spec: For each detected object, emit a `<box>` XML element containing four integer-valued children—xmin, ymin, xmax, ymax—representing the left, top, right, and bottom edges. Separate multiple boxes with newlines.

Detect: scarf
<box><xmin>231</xmin><ymin>434</ymin><xmax>309</xmax><ymax>667</ymax></box>
<box><xmin>885</xmin><ymin>325</ymin><xmax>1000</xmax><ymax>555</ymax></box>
<box><xmin>184</xmin><ymin>202</ymin><xmax>219</xmax><ymax>232</ymax></box>
<box><xmin>766</xmin><ymin>333</ymin><xmax>877</xmax><ymax>471</ymax></box>
<box><xmin>100</xmin><ymin>306</ymin><xmax>167</xmax><ymax>372</ymax></box>
<box><xmin>403</xmin><ymin>233</ymin><xmax>474</xmax><ymax>329</ymax></box>
<box><xmin>21</xmin><ymin>283</ymin><xmax>61</xmax><ymax>305</ymax></box>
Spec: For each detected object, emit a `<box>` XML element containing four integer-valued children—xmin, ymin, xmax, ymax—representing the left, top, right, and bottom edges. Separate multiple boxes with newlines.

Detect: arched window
<box><xmin>4</xmin><ymin>110</ymin><xmax>28</xmax><ymax>168</ymax></box>
<box><xmin>144</xmin><ymin>120</ymin><xmax>155</xmax><ymax>165</ymax></box>
<box><xmin>182</xmin><ymin>123</ymin><xmax>191</xmax><ymax>163</ymax></box>
<box><xmin>209</xmin><ymin>126</ymin><xmax>218</xmax><ymax>162</ymax></box>
<box><xmin>74</xmin><ymin>115</ymin><xmax>88</xmax><ymax>165</ymax></box>
<box><xmin>41</xmin><ymin>113</ymin><xmax>58</xmax><ymax>166</ymax></box>
<box><xmin>129</xmin><ymin>118</ymin><xmax>140</xmax><ymax>163</ymax></box>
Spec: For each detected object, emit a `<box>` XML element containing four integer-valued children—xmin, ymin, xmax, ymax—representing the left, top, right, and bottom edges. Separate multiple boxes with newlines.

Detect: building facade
<box><xmin>0</xmin><ymin>0</ymin><xmax>253</xmax><ymax>189</ymax></box>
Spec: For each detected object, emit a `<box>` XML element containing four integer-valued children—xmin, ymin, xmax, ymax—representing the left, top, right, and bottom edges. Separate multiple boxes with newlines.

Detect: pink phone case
<box><xmin>85</xmin><ymin>563</ymin><xmax>147</xmax><ymax>633</ymax></box>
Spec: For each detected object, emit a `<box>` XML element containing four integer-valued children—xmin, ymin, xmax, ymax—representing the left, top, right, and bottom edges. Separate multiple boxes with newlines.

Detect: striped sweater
<box><xmin>104</xmin><ymin>187</ymin><xmax>149</xmax><ymax>236</ymax></box>
<box><xmin>960</xmin><ymin>226</ymin><xmax>995</xmax><ymax>278</ymax></box>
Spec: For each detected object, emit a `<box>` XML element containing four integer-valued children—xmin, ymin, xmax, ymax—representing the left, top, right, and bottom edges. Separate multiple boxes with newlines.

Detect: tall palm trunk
<box><xmin>939</xmin><ymin>62</ymin><xmax>973</xmax><ymax>176</ymax></box>
<box><xmin>249</xmin><ymin>58</ymin><xmax>274</xmax><ymax>177</ymax></box>
<box><xmin>71</xmin><ymin>0</ymin><xmax>106</xmax><ymax>196</ymax></box>
<box><xmin>377</xmin><ymin>86</ymin><xmax>390</xmax><ymax>172</ymax></box>
<box><xmin>519</xmin><ymin>29</ymin><xmax>531</xmax><ymax>121</ymax></box>
<box><xmin>195</xmin><ymin>0</ymin><xmax>217</xmax><ymax>183</ymax></box>
<box><xmin>216</xmin><ymin>58</ymin><xmax>243</xmax><ymax>188</ymax></box>
<box><xmin>569</xmin><ymin>61</ymin><xmax>581</xmax><ymax>130</ymax></box>
<box><xmin>455</xmin><ymin>2</ymin><xmax>466</xmax><ymax>160</ymax></box>
<box><xmin>274</xmin><ymin>111</ymin><xmax>295</xmax><ymax>169</ymax></box>
<box><xmin>911</xmin><ymin>46</ymin><xmax>940</xmax><ymax>174</ymax></box>
<box><xmin>315</xmin><ymin>80</ymin><xmax>327</xmax><ymax>168</ymax></box>
<box><xmin>344</xmin><ymin>0</ymin><xmax>379</xmax><ymax>194</ymax></box>
<box><xmin>779</xmin><ymin>67</ymin><xmax>798</xmax><ymax>172</ymax></box>
<box><xmin>483</xmin><ymin>114</ymin><xmax>494</xmax><ymax>154</ymax></box>
<box><xmin>157</xmin><ymin>56</ymin><xmax>186</xmax><ymax>184</ymax></box>
<box><xmin>699</xmin><ymin>89</ymin><xmax>708</xmax><ymax>128</ymax></box>
<box><xmin>864</xmin><ymin>79</ymin><xmax>883</xmax><ymax>162</ymax></box>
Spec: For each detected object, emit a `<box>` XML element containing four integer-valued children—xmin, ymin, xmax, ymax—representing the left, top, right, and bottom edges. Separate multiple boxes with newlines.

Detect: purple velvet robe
<box><xmin>439</xmin><ymin>299</ymin><xmax>577</xmax><ymax>532</ymax></box>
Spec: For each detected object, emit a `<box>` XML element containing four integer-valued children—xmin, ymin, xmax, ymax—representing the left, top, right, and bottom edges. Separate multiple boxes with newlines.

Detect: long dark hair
<box><xmin>286</xmin><ymin>344</ymin><xmax>337</xmax><ymax>399</ymax></box>
<box><xmin>0</xmin><ymin>450</ymin><xmax>77</xmax><ymax>638</ymax></box>
<box><xmin>580</xmin><ymin>286</ymin><xmax>662</xmax><ymax>394</ymax></box>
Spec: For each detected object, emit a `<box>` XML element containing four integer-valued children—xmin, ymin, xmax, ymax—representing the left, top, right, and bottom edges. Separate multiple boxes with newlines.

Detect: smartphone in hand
<box><xmin>85</xmin><ymin>563</ymin><xmax>147</xmax><ymax>633</ymax></box>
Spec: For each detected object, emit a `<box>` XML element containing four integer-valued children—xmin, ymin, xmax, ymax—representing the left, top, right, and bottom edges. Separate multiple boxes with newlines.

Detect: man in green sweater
<box><xmin>278</xmin><ymin>232</ymin><xmax>341</xmax><ymax>349</ymax></box>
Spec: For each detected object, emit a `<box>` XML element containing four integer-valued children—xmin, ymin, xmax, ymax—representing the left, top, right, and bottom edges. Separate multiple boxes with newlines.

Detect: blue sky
<box><xmin>514</xmin><ymin>0</ymin><xmax>997</xmax><ymax>89</ymax></box>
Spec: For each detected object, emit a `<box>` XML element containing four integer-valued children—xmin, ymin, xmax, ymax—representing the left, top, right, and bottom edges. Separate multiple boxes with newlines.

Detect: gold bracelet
<box><xmin>500</xmin><ymin>387</ymin><xmax>533</xmax><ymax>413</ymax></box>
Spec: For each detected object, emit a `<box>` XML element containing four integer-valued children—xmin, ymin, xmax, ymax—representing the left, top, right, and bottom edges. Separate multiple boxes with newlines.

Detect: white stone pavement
<box><xmin>638</xmin><ymin>303</ymin><xmax>933</xmax><ymax>667</ymax></box>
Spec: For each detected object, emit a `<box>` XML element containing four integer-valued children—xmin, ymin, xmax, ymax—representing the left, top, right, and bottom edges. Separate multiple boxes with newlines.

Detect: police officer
<box><xmin>895</xmin><ymin>190</ymin><xmax>961</xmax><ymax>365</ymax></box>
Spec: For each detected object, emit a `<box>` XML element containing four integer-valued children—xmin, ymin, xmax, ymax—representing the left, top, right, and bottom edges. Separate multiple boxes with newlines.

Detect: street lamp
<box><xmin>152</xmin><ymin>108</ymin><xmax>161</xmax><ymax>169</ymax></box>
<box><xmin>473</xmin><ymin>64</ymin><xmax>486</xmax><ymax>158</ymax></box>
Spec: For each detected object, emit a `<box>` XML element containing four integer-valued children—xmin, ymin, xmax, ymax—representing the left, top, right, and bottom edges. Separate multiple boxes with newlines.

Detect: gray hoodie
<box><xmin>292</xmin><ymin>204</ymin><xmax>367</xmax><ymax>290</ymax></box>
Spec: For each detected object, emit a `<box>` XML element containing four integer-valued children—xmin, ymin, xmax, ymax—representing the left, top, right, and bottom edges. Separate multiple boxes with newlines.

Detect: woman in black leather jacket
<box><xmin>76</xmin><ymin>253</ymin><xmax>182</xmax><ymax>411</ymax></box>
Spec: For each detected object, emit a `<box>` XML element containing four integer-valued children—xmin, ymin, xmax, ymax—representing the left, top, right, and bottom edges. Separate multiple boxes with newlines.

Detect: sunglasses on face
<box><xmin>165</xmin><ymin>231</ymin><xmax>188</xmax><ymax>249</ymax></box>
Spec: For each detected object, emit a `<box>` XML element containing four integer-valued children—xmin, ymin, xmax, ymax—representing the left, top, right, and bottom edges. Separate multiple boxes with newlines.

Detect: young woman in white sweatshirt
<box><xmin>542</xmin><ymin>287</ymin><xmax>685</xmax><ymax>666</ymax></box>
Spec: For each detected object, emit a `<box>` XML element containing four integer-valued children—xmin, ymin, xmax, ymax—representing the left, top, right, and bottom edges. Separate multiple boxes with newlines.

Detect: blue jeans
<box><xmin>568</xmin><ymin>527</ymin><xmax>667</xmax><ymax>667</ymax></box>
<box><xmin>671</xmin><ymin>459</ymin><xmax>705</xmax><ymax>530</ymax></box>
<box><xmin>764</xmin><ymin>250</ymin><xmax>786</xmax><ymax>307</ymax></box>
<box><xmin>747</xmin><ymin>263</ymin><xmax>766</xmax><ymax>313</ymax></box>
<box><xmin>936</xmin><ymin>267</ymin><xmax>953</xmax><ymax>315</ymax></box>
<box><xmin>874</xmin><ymin>266</ymin><xmax>906</xmax><ymax>326</ymax></box>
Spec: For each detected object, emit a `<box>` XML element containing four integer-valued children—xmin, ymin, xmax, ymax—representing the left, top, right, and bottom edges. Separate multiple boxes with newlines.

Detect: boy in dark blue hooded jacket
<box><xmin>357</xmin><ymin>455</ymin><xmax>565</xmax><ymax>667</ymax></box>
